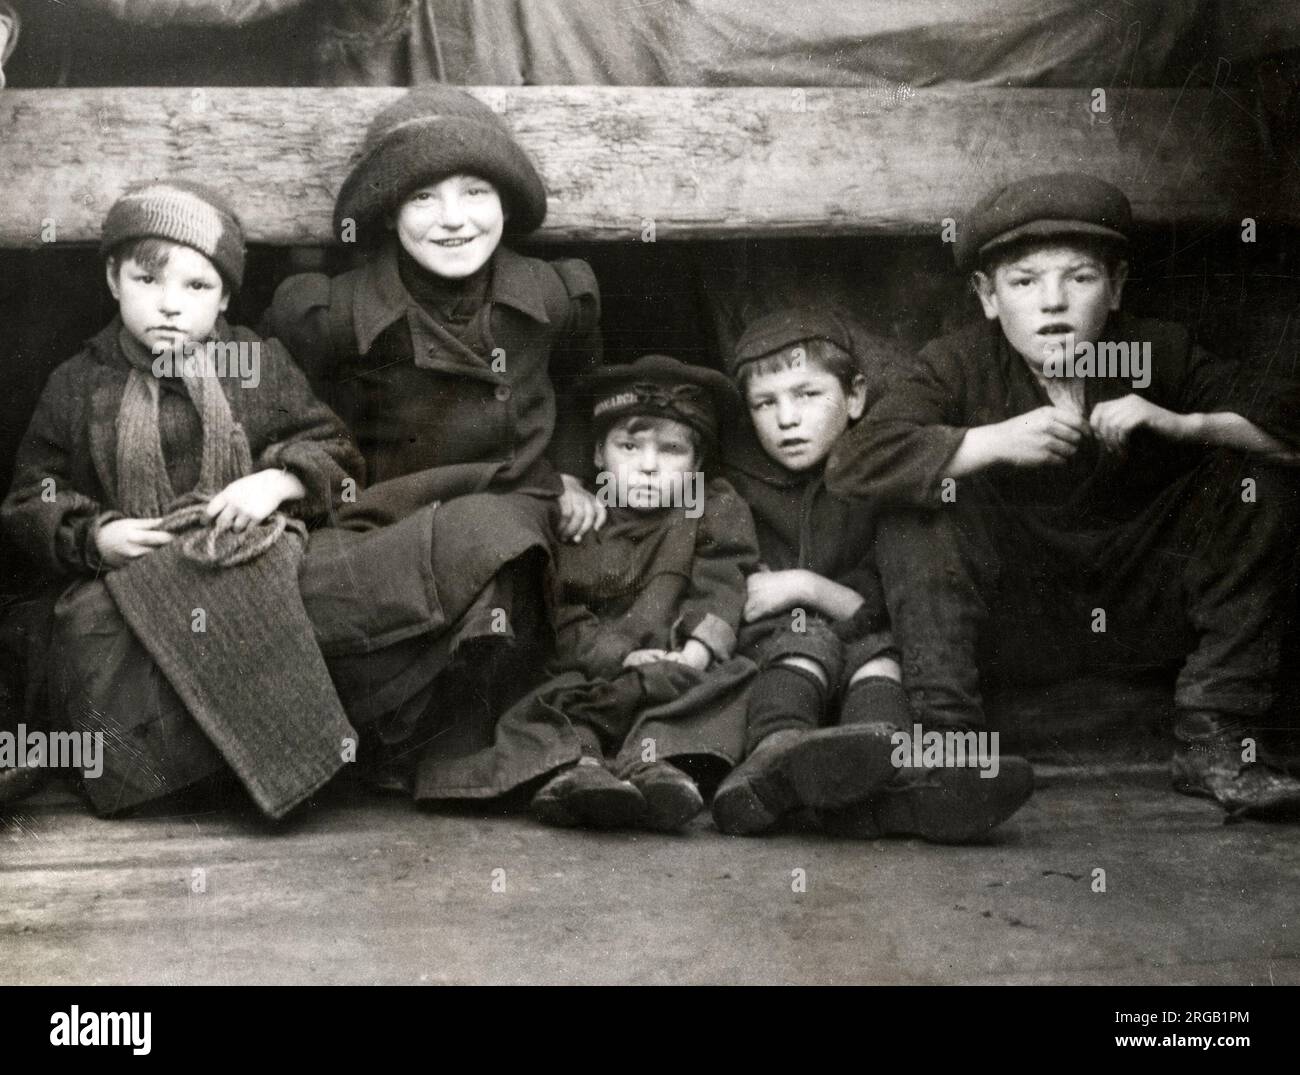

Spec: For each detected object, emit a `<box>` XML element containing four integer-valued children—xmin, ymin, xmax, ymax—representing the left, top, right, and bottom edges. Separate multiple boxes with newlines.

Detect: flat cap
<box><xmin>955</xmin><ymin>172</ymin><xmax>1132</xmax><ymax>271</ymax></box>
<box><xmin>731</xmin><ymin>307</ymin><xmax>852</xmax><ymax>378</ymax></box>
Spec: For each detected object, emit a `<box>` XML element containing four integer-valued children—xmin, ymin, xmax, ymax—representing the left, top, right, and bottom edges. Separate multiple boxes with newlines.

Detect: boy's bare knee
<box><xmin>848</xmin><ymin>656</ymin><xmax>901</xmax><ymax>685</ymax></box>
<box><xmin>773</xmin><ymin>655</ymin><xmax>828</xmax><ymax>688</ymax></box>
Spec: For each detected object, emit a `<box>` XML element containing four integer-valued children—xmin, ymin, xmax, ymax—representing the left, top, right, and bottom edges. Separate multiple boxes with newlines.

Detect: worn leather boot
<box><xmin>531</xmin><ymin>758</ymin><xmax>646</xmax><ymax>829</ymax></box>
<box><xmin>711</xmin><ymin>723</ymin><xmax>899</xmax><ymax>835</ymax></box>
<box><xmin>625</xmin><ymin>760</ymin><xmax>703</xmax><ymax>832</ymax></box>
<box><xmin>1171</xmin><ymin>712</ymin><xmax>1300</xmax><ymax>818</ymax></box>
<box><xmin>821</xmin><ymin>755</ymin><xmax>1034</xmax><ymax>843</ymax></box>
<box><xmin>0</xmin><ymin>765</ymin><xmax>46</xmax><ymax>807</ymax></box>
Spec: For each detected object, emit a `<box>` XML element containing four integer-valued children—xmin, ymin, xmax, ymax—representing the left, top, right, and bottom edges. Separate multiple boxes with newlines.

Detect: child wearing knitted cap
<box><xmin>828</xmin><ymin>172</ymin><xmax>1300</xmax><ymax>821</ymax></box>
<box><xmin>718</xmin><ymin>308</ymin><xmax>1034</xmax><ymax>841</ymax></box>
<box><xmin>263</xmin><ymin>87</ymin><xmax>606</xmax><ymax>798</ymax></box>
<box><xmin>1</xmin><ymin>180</ymin><xmax>364</xmax><ymax>818</ymax></box>
<box><xmin>423</xmin><ymin>355</ymin><xmax>761</xmax><ymax>830</ymax></box>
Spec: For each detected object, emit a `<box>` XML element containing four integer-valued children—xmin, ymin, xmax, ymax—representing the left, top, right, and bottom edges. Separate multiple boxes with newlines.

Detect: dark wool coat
<box><xmin>827</xmin><ymin>312</ymin><xmax>1300</xmax><ymax>518</ymax></box>
<box><xmin>723</xmin><ymin>421</ymin><xmax>893</xmax><ymax>689</ymax></box>
<box><xmin>263</xmin><ymin>243</ymin><xmax>601</xmax><ymax>689</ymax></box>
<box><xmin>1</xmin><ymin>318</ymin><xmax>363</xmax><ymax>814</ymax></box>
<box><xmin>414</xmin><ymin>478</ymin><xmax>761</xmax><ymax>798</ymax></box>
<box><xmin>4</xmin><ymin>320</ymin><xmax>361</xmax><ymax>578</ymax></box>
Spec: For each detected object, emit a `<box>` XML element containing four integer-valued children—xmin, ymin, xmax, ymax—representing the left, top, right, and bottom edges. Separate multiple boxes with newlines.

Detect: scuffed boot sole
<box><xmin>531</xmin><ymin>768</ymin><xmax>648</xmax><ymax>830</ymax></box>
<box><xmin>823</xmin><ymin>758</ymin><xmax>1034</xmax><ymax>844</ymax></box>
<box><xmin>712</xmin><ymin>724</ymin><xmax>900</xmax><ymax>836</ymax></box>
<box><xmin>639</xmin><ymin>779</ymin><xmax>704</xmax><ymax>832</ymax></box>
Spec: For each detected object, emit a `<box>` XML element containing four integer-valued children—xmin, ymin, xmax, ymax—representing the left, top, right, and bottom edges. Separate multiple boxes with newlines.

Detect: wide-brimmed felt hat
<box><xmin>334</xmin><ymin>86</ymin><xmax>548</xmax><ymax>245</ymax></box>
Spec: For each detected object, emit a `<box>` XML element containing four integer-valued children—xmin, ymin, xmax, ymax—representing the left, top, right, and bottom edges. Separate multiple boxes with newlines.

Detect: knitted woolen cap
<box><xmin>100</xmin><ymin>180</ymin><xmax>246</xmax><ymax>291</ymax></box>
<box><xmin>334</xmin><ymin>86</ymin><xmax>548</xmax><ymax>245</ymax></box>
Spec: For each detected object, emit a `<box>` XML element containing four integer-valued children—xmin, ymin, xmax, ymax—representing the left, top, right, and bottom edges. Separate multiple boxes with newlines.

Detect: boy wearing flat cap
<box><xmin>828</xmin><ymin>172</ymin><xmax>1300</xmax><ymax>820</ymax></box>
<box><xmin>716</xmin><ymin>309</ymin><xmax>1033</xmax><ymax>841</ymax></box>
<box><xmin>422</xmin><ymin>355</ymin><xmax>762</xmax><ymax>831</ymax></box>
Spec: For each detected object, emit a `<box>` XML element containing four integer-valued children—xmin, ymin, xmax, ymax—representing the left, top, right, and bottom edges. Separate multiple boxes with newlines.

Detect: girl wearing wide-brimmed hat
<box><xmin>264</xmin><ymin>86</ymin><xmax>605</xmax><ymax>799</ymax></box>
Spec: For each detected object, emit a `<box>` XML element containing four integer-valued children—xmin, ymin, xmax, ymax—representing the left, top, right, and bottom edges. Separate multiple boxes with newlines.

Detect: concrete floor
<box><xmin>2</xmin><ymin>760</ymin><xmax>1297</xmax><ymax>986</ymax></box>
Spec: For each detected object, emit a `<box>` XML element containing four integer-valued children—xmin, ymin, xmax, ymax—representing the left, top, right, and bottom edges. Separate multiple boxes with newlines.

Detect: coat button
<box><xmin>495</xmin><ymin>384</ymin><xmax>512</xmax><ymax>402</ymax></box>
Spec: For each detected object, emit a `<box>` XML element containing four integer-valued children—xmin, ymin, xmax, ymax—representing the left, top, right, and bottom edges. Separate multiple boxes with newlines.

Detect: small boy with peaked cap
<box><xmin>422</xmin><ymin>354</ymin><xmax>762</xmax><ymax>831</ymax></box>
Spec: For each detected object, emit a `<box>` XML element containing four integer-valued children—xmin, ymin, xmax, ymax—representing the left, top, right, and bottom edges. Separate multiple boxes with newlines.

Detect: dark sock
<box><xmin>839</xmin><ymin>676</ymin><xmax>911</xmax><ymax>728</ymax></box>
<box><xmin>746</xmin><ymin>664</ymin><xmax>826</xmax><ymax>753</ymax></box>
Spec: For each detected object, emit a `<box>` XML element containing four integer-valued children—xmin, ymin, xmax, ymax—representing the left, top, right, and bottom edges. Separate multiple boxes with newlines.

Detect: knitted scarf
<box><xmin>103</xmin><ymin>327</ymin><xmax>356</xmax><ymax>818</ymax></box>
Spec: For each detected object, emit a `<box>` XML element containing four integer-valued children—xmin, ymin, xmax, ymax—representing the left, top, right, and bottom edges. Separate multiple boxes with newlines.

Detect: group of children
<box><xmin>2</xmin><ymin>86</ymin><xmax>1297</xmax><ymax>836</ymax></box>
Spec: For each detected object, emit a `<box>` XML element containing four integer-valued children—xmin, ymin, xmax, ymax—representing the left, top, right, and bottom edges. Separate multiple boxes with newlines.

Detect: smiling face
<box><xmin>392</xmin><ymin>174</ymin><xmax>505</xmax><ymax>279</ymax></box>
<box><xmin>595</xmin><ymin>416</ymin><xmax>700</xmax><ymax>511</ymax></box>
<box><xmin>744</xmin><ymin>352</ymin><xmax>867</xmax><ymax>473</ymax></box>
<box><xmin>974</xmin><ymin>242</ymin><xmax>1128</xmax><ymax>372</ymax></box>
<box><xmin>106</xmin><ymin>240</ymin><xmax>229</xmax><ymax>351</ymax></box>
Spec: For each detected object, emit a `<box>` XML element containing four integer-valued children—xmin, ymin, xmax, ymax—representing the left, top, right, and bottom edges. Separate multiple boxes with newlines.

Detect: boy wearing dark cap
<box><xmin>828</xmin><ymin>172</ymin><xmax>1300</xmax><ymax>819</ymax></box>
<box><xmin>716</xmin><ymin>309</ymin><xmax>1034</xmax><ymax>840</ymax></box>
<box><xmin>2</xmin><ymin>181</ymin><xmax>362</xmax><ymax>817</ymax></box>
<box><xmin>425</xmin><ymin>355</ymin><xmax>761</xmax><ymax>831</ymax></box>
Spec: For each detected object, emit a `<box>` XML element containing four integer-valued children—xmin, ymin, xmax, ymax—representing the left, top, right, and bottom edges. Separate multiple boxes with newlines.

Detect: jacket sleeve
<box><xmin>672</xmin><ymin>479</ymin><xmax>760</xmax><ymax>661</ymax></box>
<box><xmin>1164</xmin><ymin>329</ymin><xmax>1300</xmax><ymax>449</ymax></box>
<box><xmin>249</xmin><ymin>336</ymin><xmax>365</xmax><ymax>524</ymax></box>
<box><xmin>1</xmin><ymin>361</ymin><xmax>120</xmax><ymax>578</ymax></box>
<box><xmin>545</xmin><ymin>258</ymin><xmax>603</xmax><ymax>479</ymax></box>
<box><xmin>827</xmin><ymin>342</ymin><xmax>969</xmax><ymax>508</ymax></box>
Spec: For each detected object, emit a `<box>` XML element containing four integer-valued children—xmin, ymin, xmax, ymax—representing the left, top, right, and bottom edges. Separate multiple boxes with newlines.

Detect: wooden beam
<box><xmin>0</xmin><ymin>86</ymin><xmax>1274</xmax><ymax>247</ymax></box>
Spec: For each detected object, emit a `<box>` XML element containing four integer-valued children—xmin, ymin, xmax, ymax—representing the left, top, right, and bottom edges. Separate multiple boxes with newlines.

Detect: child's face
<box><xmin>974</xmin><ymin>243</ymin><xmax>1127</xmax><ymax>372</ymax></box>
<box><xmin>744</xmin><ymin>356</ymin><xmax>866</xmax><ymax>472</ymax></box>
<box><xmin>106</xmin><ymin>242</ymin><xmax>229</xmax><ymax>350</ymax></box>
<box><xmin>595</xmin><ymin>417</ymin><xmax>699</xmax><ymax>511</ymax></box>
<box><xmin>393</xmin><ymin>174</ymin><xmax>505</xmax><ymax>279</ymax></box>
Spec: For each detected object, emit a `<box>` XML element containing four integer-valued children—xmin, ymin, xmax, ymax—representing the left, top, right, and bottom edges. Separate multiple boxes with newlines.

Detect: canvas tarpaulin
<box><xmin>17</xmin><ymin>0</ymin><xmax>1269</xmax><ymax>89</ymax></box>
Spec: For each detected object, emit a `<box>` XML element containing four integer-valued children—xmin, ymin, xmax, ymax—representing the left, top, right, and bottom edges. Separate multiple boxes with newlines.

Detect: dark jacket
<box><xmin>1</xmin><ymin>317</ymin><xmax>362</xmax><ymax>578</ymax></box>
<box><xmin>264</xmin><ymin>240</ymin><xmax>601</xmax><ymax>496</ymax></box>
<box><xmin>723</xmin><ymin>420</ymin><xmax>891</xmax><ymax>683</ymax></box>
<box><xmin>0</xmin><ymin>317</ymin><xmax>362</xmax><ymax>818</ymax></box>
<box><xmin>262</xmin><ymin>241</ymin><xmax>602</xmax><ymax>660</ymax></box>
<box><xmin>827</xmin><ymin>313</ymin><xmax>1300</xmax><ymax>522</ymax></box>
<box><xmin>552</xmin><ymin>478</ymin><xmax>760</xmax><ymax>680</ymax></box>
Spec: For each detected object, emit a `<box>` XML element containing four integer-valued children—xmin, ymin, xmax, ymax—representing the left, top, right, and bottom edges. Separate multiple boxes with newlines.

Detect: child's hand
<box><xmin>623</xmin><ymin>648</ymin><xmax>671</xmax><ymax>668</ymax></box>
<box><xmin>1089</xmin><ymin>394</ymin><xmax>1182</xmax><ymax>454</ymax></box>
<box><xmin>663</xmin><ymin>640</ymin><xmax>712</xmax><ymax>671</ymax></box>
<box><xmin>557</xmin><ymin>473</ymin><xmax>607</xmax><ymax>543</ymax></box>
<box><xmin>743</xmin><ymin>569</ymin><xmax>810</xmax><ymax>623</ymax></box>
<box><xmin>992</xmin><ymin>405</ymin><xmax>1091</xmax><ymax>467</ymax></box>
<box><xmin>96</xmin><ymin>518</ymin><xmax>173</xmax><ymax>568</ymax></box>
<box><xmin>206</xmin><ymin>469</ymin><xmax>306</xmax><ymax>534</ymax></box>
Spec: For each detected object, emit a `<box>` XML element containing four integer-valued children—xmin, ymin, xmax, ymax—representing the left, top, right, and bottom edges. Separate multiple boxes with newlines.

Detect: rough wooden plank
<box><xmin>0</xmin><ymin>86</ymin><xmax>1274</xmax><ymax>246</ymax></box>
